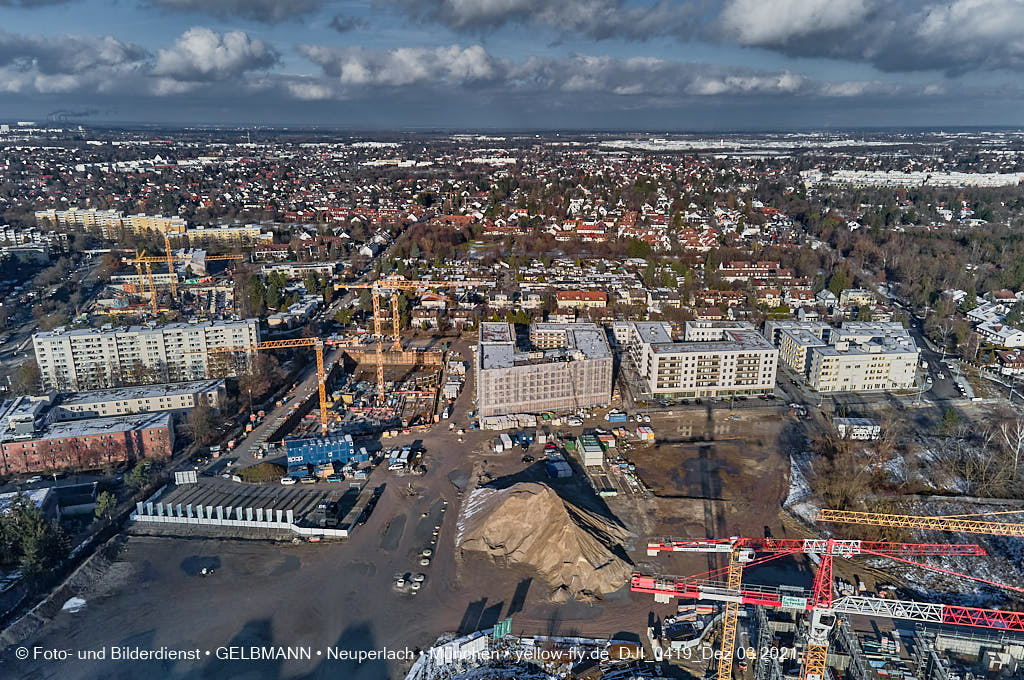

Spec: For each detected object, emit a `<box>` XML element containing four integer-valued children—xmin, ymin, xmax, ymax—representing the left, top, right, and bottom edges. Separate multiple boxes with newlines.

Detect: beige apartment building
<box><xmin>477</xmin><ymin>322</ymin><xmax>612</xmax><ymax>417</ymax></box>
<box><xmin>51</xmin><ymin>380</ymin><xmax>226</xmax><ymax>419</ymax></box>
<box><xmin>627</xmin><ymin>321</ymin><xmax>778</xmax><ymax>399</ymax></box>
<box><xmin>767</xmin><ymin>320</ymin><xmax>919</xmax><ymax>392</ymax></box>
<box><xmin>33</xmin><ymin>320</ymin><xmax>259</xmax><ymax>391</ymax></box>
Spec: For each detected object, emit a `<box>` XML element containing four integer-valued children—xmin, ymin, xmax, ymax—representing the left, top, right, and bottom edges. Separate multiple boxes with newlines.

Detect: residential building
<box><xmin>123</xmin><ymin>213</ymin><xmax>187</xmax><ymax>235</ymax></box>
<box><xmin>682</xmin><ymin>320</ymin><xmax>754</xmax><ymax>342</ymax></box>
<box><xmin>476</xmin><ymin>322</ymin><xmax>613</xmax><ymax>417</ymax></box>
<box><xmin>50</xmin><ymin>380</ymin><xmax>226</xmax><ymax>420</ymax></box>
<box><xmin>839</xmin><ymin>288</ymin><xmax>875</xmax><ymax>307</ymax></box>
<box><xmin>626</xmin><ymin>321</ymin><xmax>777</xmax><ymax>399</ymax></box>
<box><xmin>34</xmin><ymin>208</ymin><xmax>123</xmax><ymax>237</ymax></box>
<box><xmin>556</xmin><ymin>290</ymin><xmax>607</xmax><ymax>309</ymax></box>
<box><xmin>767</xmin><ymin>321</ymin><xmax>919</xmax><ymax>392</ymax></box>
<box><xmin>33</xmin><ymin>319</ymin><xmax>259</xmax><ymax>391</ymax></box>
<box><xmin>0</xmin><ymin>396</ymin><xmax>173</xmax><ymax>474</ymax></box>
<box><xmin>977</xmin><ymin>320</ymin><xmax>1024</xmax><ymax>348</ymax></box>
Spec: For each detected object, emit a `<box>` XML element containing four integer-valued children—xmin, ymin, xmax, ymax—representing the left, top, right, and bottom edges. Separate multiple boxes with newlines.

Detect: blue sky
<box><xmin>1</xmin><ymin>0</ymin><xmax>1023</xmax><ymax>128</ymax></box>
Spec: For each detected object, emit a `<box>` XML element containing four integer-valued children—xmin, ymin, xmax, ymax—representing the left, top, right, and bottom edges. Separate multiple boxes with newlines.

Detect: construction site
<box><xmin>10</xmin><ymin>243</ymin><xmax>1024</xmax><ymax>680</ymax></box>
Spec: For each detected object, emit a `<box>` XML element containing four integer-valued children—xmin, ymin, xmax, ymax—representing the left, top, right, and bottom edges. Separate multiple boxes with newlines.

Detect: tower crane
<box><xmin>815</xmin><ymin>508</ymin><xmax>1024</xmax><ymax>537</ymax></box>
<box><xmin>205</xmin><ymin>337</ymin><xmax>358</xmax><ymax>436</ymax></box>
<box><xmin>638</xmin><ymin>536</ymin><xmax>1002</xmax><ymax>680</ymax></box>
<box><xmin>126</xmin><ymin>242</ymin><xmax>245</xmax><ymax>306</ymax></box>
<box><xmin>334</xmin><ymin>276</ymin><xmax>490</xmax><ymax>404</ymax></box>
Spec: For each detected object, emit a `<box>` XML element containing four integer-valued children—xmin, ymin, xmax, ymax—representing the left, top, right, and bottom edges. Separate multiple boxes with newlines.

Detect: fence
<box><xmin>131</xmin><ymin>498</ymin><xmax>349</xmax><ymax>538</ymax></box>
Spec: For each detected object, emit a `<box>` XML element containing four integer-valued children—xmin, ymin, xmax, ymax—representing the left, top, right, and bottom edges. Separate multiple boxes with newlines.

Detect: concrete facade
<box><xmin>476</xmin><ymin>322</ymin><xmax>612</xmax><ymax>417</ymax></box>
<box><xmin>626</xmin><ymin>321</ymin><xmax>778</xmax><ymax>399</ymax></box>
<box><xmin>33</xmin><ymin>319</ymin><xmax>259</xmax><ymax>391</ymax></box>
<box><xmin>52</xmin><ymin>379</ymin><xmax>226</xmax><ymax>419</ymax></box>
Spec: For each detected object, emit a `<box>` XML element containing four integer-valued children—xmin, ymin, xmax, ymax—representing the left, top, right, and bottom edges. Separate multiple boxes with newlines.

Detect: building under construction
<box><xmin>476</xmin><ymin>322</ymin><xmax>612</xmax><ymax>418</ymax></box>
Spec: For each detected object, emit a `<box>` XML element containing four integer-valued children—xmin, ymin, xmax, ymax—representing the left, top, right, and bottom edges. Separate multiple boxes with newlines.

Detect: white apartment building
<box><xmin>808</xmin><ymin>340</ymin><xmax>918</xmax><ymax>392</ymax></box>
<box><xmin>682</xmin><ymin>320</ymin><xmax>754</xmax><ymax>342</ymax></box>
<box><xmin>626</xmin><ymin>321</ymin><xmax>777</xmax><ymax>399</ymax></box>
<box><xmin>33</xmin><ymin>319</ymin><xmax>259</xmax><ymax>391</ymax></box>
<box><xmin>768</xmin><ymin>321</ymin><xmax>919</xmax><ymax>392</ymax></box>
<box><xmin>51</xmin><ymin>379</ymin><xmax>226</xmax><ymax>420</ymax></box>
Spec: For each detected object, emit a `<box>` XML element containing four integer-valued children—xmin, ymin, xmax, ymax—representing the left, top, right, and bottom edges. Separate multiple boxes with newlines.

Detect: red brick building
<box><xmin>0</xmin><ymin>408</ymin><xmax>173</xmax><ymax>475</ymax></box>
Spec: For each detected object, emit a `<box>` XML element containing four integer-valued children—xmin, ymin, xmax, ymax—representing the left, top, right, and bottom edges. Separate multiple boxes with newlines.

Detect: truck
<box><xmin>607</xmin><ymin>411</ymin><xmax>628</xmax><ymax>423</ymax></box>
<box><xmin>500</xmin><ymin>433</ymin><xmax>513</xmax><ymax>451</ymax></box>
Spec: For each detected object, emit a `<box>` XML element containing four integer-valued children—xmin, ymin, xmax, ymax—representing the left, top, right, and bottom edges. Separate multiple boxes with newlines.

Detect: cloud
<box><xmin>298</xmin><ymin>43</ymin><xmax>501</xmax><ymax>87</ymax></box>
<box><xmin>719</xmin><ymin>0</ymin><xmax>876</xmax><ymax>46</ymax></box>
<box><xmin>153</xmin><ymin>27</ymin><xmax>278</xmax><ymax>82</ymax></box>
<box><xmin>0</xmin><ymin>0</ymin><xmax>73</xmax><ymax>6</ymax></box>
<box><xmin>328</xmin><ymin>14</ymin><xmax>368</xmax><ymax>34</ymax></box>
<box><xmin>385</xmin><ymin>0</ymin><xmax>704</xmax><ymax>40</ymax></box>
<box><xmin>716</xmin><ymin>0</ymin><xmax>1024</xmax><ymax>74</ymax></box>
<box><xmin>147</xmin><ymin>0</ymin><xmax>326</xmax><ymax>23</ymax></box>
<box><xmin>295</xmin><ymin>42</ymin><xmax>936</xmax><ymax>102</ymax></box>
<box><xmin>0</xmin><ymin>29</ymin><xmax>149</xmax><ymax>94</ymax></box>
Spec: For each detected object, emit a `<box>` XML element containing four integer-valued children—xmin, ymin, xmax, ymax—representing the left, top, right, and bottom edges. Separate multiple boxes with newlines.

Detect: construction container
<box><xmin>546</xmin><ymin>460</ymin><xmax>572</xmax><ymax>478</ymax></box>
<box><xmin>576</xmin><ymin>434</ymin><xmax>604</xmax><ymax>466</ymax></box>
<box><xmin>607</xmin><ymin>411</ymin><xmax>628</xmax><ymax>423</ymax></box>
<box><xmin>500</xmin><ymin>433</ymin><xmax>513</xmax><ymax>450</ymax></box>
<box><xmin>636</xmin><ymin>426</ymin><xmax>655</xmax><ymax>442</ymax></box>
<box><xmin>493</xmin><ymin>438</ymin><xmax>504</xmax><ymax>453</ymax></box>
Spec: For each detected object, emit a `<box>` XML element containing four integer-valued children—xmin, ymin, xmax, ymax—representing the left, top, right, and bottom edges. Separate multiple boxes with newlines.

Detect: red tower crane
<box><xmin>637</xmin><ymin>536</ymin><xmax>1014</xmax><ymax>680</ymax></box>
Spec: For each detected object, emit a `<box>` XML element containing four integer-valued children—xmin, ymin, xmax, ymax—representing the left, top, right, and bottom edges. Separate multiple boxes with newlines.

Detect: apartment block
<box><xmin>682</xmin><ymin>320</ymin><xmax>754</xmax><ymax>342</ymax></box>
<box><xmin>0</xmin><ymin>396</ymin><xmax>173</xmax><ymax>474</ymax></box>
<box><xmin>476</xmin><ymin>322</ymin><xmax>612</xmax><ymax>417</ymax></box>
<box><xmin>626</xmin><ymin>321</ymin><xmax>778</xmax><ymax>399</ymax></box>
<box><xmin>33</xmin><ymin>319</ymin><xmax>259</xmax><ymax>391</ymax></box>
<box><xmin>51</xmin><ymin>379</ymin><xmax>226</xmax><ymax>420</ymax></box>
<box><xmin>767</xmin><ymin>321</ymin><xmax>919</xmax><ymax>392</ymax></box>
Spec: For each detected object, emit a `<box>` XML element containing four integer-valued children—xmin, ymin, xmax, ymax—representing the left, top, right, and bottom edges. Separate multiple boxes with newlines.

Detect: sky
<box><xmin>1</xmin><ymin>0</ymin><xmax>1024</xmax><ymax>129</ymax></box>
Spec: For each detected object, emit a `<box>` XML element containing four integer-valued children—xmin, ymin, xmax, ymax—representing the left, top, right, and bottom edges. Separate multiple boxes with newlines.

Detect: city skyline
<box><xmin>2</xmin><ymin>0</ymin><xmax>1024</xmax><ymax>128</ymax></box>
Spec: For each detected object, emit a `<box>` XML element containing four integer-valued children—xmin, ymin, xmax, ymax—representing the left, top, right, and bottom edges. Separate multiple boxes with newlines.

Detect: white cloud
<box><xmin>153</xmin><ymin>28</ymin><xmax>278</xmax><ymax>82</ymax></box>
<box><xmin>298</xmin><ymin>44</ymin><xmax>500</xmax><ymax>88</ymax></box>
<box><xmin>719</xmin><ymin>0</ymin><xmax>876</xmax><ymax>45</ymax></box>
<box><xmin>385</xmin><ymin>0</ymin><xmax>702</xmax><ymax>40</ymax></box>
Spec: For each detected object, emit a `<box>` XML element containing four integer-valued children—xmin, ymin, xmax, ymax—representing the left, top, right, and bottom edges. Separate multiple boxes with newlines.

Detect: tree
<box><xmin>187</xmin><ymin>405</ymin><xmax>214</xmax><ymax>446</ymax></box>
<box><xmin>828</xmin><ymin>270</ymin><xmax>849</xmax><ymax>296</ymax></box>
<box><xmin>940</xmin><ymin>408</ymin><xmax>960</xmax><ymax>435</ymax></box>
<box><xmin>0</xmin><ymin>495</ymin><xmax>69</xmax><ymax>585</ymax></box>
<box><xmin>126</xmin><ymin>462</ymin><xmax>154</xmax><ymax>492</ymax></box>
<box><xmin>94</xmin><ymin>491</ymin><xmax>117</xmax><ymax>520</ymax></box>
<box><xmin>333</xmin><ymin>308</ymin><xmax>354</xmax><ymax>325</ymax></box>
<box><xmin>10</xmin><ymin>359</ymin><xmax>41</xmax><ymax>396</ymax></box>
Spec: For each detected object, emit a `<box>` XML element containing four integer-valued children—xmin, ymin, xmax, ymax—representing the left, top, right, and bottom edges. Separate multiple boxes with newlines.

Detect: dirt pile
<box><xmin>456</xmin><ymin>482</ymin><xmax>632</xmax><ymax>601</ymax></box>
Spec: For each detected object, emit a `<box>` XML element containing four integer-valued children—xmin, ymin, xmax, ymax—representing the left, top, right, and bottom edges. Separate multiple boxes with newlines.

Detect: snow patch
<box><xmin>62</xmin><ymin>596</ymin><xmax>86</xmax><ymax>613</ymax></box>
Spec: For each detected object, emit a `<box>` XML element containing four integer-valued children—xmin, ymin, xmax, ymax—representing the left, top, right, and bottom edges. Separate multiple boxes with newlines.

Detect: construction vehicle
<box><xmin>335</xmin><ymin>275</ymin><xmax>490</xmax><ymax>404</ymax></box>
<box><xmin>637</xmin><ymin>535</ymin><xmax>1017</xmax><ymax>680</ymax></box>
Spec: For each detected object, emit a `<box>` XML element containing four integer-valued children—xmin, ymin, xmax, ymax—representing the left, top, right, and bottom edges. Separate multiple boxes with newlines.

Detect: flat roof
<box><xmin>1</xmin><ymin>412</ymin><xmax>171</xmax><ymax>443</ymax></box>
<box><xmin>651</xmin><ymin>330</ymin><xmax>776</xmax><ymax>354</ymax></box>
<box><xmin>35</xmin><ymin>319</ymin><xmax>257</xmax><ymax>339</ymax></box>
<box><xmin>631</xmin><ymin>321</ymin><xmax>673</xmax><ymax>345</ymax></box>
<box><xmin>58</xmin><ymin>379</ymin><xmax>225</xmax><ymax>406</ymax></box>
<box><xmin>479</xmin><ymin>321</ymin><xmax>514</xmax><ymax>344</ymax></box>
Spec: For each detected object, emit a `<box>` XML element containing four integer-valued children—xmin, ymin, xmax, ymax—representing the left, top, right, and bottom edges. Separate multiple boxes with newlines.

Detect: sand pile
<box><xmin>456</xmin><ymin>482</ymin><xmax>632</xmax><ymax>601</ymax></box>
